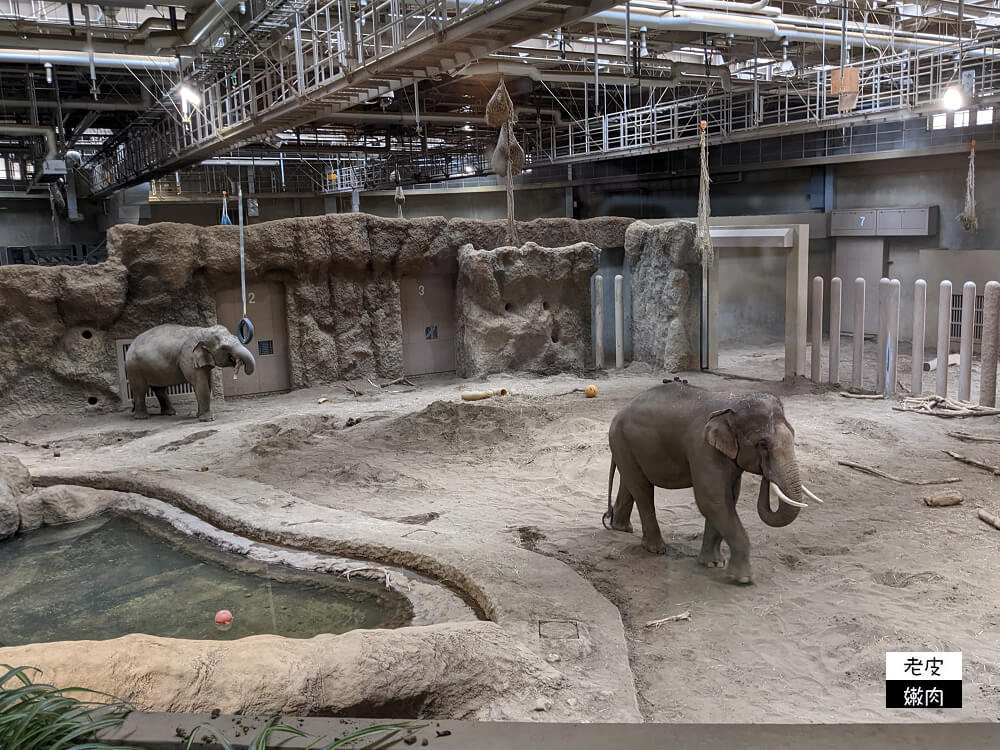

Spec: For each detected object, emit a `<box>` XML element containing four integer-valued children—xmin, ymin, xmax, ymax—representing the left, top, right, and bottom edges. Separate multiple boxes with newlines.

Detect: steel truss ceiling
<box><xmin>82</xmin><ymin>0</ymin><xmax>620</xmax><ymax>195</ymax></box>
<box><xmin>2</xmin><ymin>0</ymin><xmax>1000</xmax><ymax>197</ymax></box>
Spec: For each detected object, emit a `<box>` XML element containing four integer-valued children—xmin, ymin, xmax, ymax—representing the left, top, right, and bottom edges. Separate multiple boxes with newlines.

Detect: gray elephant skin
<box><xmin>604</xmin><ymin>381</ymin><xmax>822</xmax><ymax>584</ymax></box>
<box><xmin>124</xmin><ymin>324</ymin><xmax>255</xmax><ymax>422</ymax></box>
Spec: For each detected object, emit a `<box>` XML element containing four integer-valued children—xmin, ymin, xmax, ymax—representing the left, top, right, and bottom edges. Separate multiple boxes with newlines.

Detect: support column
<box><xmin>811</xmin><ymin>276</ymin><xmax>823</xmax><ymax>382</ymax></box>
<box><xmin>565</xmin><ymin>164</ymin><xmax>574</xmax><ymax>218</ymax></box>
<box><xmin>876</xmin><ymin>278</ymin><xmax>891</xmax><ymax>393</ymax></box>
<box><xmin>614</xmin><ymin>274</ymin><xmax>624</xmax><ymax>369</ymax></box>
<box><xmin>936</xmin><ymin>281</ymin><xmax>953</xmax><ymax>397</ymax></box>
<box><xmin>829</xmin><ymin>277</ymin><xmax>842</xmax><ymax>385</ymax></box>
<box><xmin>959</xmin><ymin>281</ymin><xmax>976</xmax><ymax>402</ymax></box>
<box><xmin>980</xmin><ymin>281</ymin><xmax>1000</xmax><ymax>407</ymax></box>
<box><xmin>911</xmin><ymin>279</ymin><xmax>927</xmax><ymax>396</ymax></box>
<box><xmin>886</xmin><ymin>279</ymin><xmax>901</xmax><ymax>397</ymax></box>
<box><xmin>594</xmin><ymin>274</ymin><xmax>604</xmax><ymax>369</ymax></box>
<box><xmin>852</xmin><ymin>277</ymin><xmax>865</xmax><ymax>390</ymax></box>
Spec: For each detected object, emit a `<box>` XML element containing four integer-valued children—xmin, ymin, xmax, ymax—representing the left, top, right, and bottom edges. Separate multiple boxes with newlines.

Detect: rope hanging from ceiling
<box><xmin>220</xmin><ymin>190</ymin><xmax>233</xmax><ymax>225</ymax></box>
<box><xmin>958</xmin><ymin>139</ymin><xmax>978</xmax><ymax>232</ymax></box>
<box><xmin>486</xmin><ymin>74</ymin><xmax>523</xmax><ymax>246</ymax></box>
<box><xmin>392</xmin><ymin>168</ymin><xmax>405</xmax><ymax>218</ymax></box>
<box><xmin>696</xmin><ymin>120</ymin><xmax>713</xmax><ymax>270</ymax></box>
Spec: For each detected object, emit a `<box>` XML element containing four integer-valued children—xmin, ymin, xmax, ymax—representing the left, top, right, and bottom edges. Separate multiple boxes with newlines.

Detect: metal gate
<box><xmin>950</xmin><ymin>293</ymin><xmax>985</xmax><ymax>344</ymax></box>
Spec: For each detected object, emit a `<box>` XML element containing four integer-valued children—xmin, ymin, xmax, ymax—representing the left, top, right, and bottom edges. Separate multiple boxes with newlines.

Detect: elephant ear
<box><xmin>704</xmin><ymin>408</ymin><xmax>739</xmax><ymax>460</ymax></box>
<box><xmin>190</xmin><ymin>330</ymin><xmax>216</xmax><ymax>369</ymax></box>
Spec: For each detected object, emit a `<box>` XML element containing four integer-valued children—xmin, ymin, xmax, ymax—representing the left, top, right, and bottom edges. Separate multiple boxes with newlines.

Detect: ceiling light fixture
<box><xmin>942</xmin><ymin>84</ymin><xmax>965</xmax><ymax>111</ymax></box>
<box><xmin>179</xmin><ymin>84</ymin><xmax>201</xmax><ymax>106</ymax></box>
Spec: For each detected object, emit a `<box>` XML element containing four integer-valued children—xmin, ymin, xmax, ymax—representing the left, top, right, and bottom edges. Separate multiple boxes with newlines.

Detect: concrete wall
<box><xmin>575</xmin><ymin>166</ymin><xmax>817</xmax><ymax>220</ymax></box>
<box><xmin>145</xmin><ymin>197</ymin><xmax>329</xmax><ymax>226</ymax></box>
<box><xmin>716</xmin><ymin>247</ymin><xmax>787</xmax><ymax>346</ymax></box>
<box><xmin>360</xmin><ymin>187</ymin><xmax>568</xmax><ymax>221</ymax></box>
<box><xmin>835</xmin><ymin>152</ymin><xmax>1000</xmax><ymax>346</ymax></box>
<box><xmin>0</xmin><ymin>198</ymin><xmax>105</xmax><ymax>249</ymax></box>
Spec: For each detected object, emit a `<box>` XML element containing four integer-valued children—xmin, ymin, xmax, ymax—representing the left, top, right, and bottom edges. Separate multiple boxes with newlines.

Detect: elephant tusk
<box><xmin>770</xmin><ymin>481</ymin><xmax>808</xmax><ymax>508</ymax></box>
<box><xmin>803</xmin><ymin>486</ymin><xmax>825</xmax><ymax>504</ymax></box>
<box><xmin>233</xmin><ymin>359</ymin><xmax>242</xmax><ymax>380</ymax></box>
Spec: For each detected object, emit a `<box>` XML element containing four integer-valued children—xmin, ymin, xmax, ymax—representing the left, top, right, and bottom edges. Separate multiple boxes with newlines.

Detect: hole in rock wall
<box><xmin>542</xmin><ymin>301</ymin><xmax>550</xmax><ymax>310</ymax></box>
<box><xmin>504</xmin><ymin>302</ymin><xmax>513</xmax><ymax>312</ymax></box>
<box><xmin>81</xmin><ymin>330</ymin><xmax>93</xmax><ymax>340</ymax></box>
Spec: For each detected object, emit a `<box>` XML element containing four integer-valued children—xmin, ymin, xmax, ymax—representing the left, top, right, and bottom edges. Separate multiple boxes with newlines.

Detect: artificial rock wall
<box><xmin>624</xmin><ymin>220</ymin><xmax>702</xmax><ymax>372</ymax></box>
<box><xmin>0</xmin><ymin>213</ymin><xmax>632</xmax><ymax>420</ymax></box>
<box><xmin>456</xmin><ymin>241</ymin><xmax>601</xmax><ymax>378</ymax></box>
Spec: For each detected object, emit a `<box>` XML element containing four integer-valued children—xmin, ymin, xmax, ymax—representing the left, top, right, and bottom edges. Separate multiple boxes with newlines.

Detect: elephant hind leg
<box><xmin>610</xmin><ymin>483</ymin><xmax>635</xmax><ymax>534</ymax></box>
<box><xmin>130</xmin><ymin>375</ymin><xmax>150</xmax><ymax>419</ymax></box>
<box><xmin>614</xmin><ymin>451</ymin><xmax>665</xmax><ymax>555</ymax></box>
<box><xmin>152</xmin><ymin>386</ymin><xmax>176</xmax><ymax>416</ymax></box>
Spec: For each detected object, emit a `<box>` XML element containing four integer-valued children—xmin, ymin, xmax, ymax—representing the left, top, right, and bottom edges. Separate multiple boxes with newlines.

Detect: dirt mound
<box><xmin>377</xmin><ymin>398</ymin><xmax>556</xmax><ymax>451</ymax></box>
<box><xmin>152</xmin><ymin>429</ymin><xmax>218</xmax><ymax>453</ymax></box>
<box><xmin>329</xmin><ymin>461</ymin><xmax>429</xmax><ymax>490</ymax></box>
<box><xmin>248</xmin><ymin>415</ymin><xmax>339</xmax><ymax>457</ymax></box>
<box><xmin>836</xmin><ymin>417</ymin><xmax>899</xmax><ymax>442</ymax></box>
<box><xmin>57</xmin><ymin>429</ymin><xmax>152</xmax><ymax>449</ymax></box>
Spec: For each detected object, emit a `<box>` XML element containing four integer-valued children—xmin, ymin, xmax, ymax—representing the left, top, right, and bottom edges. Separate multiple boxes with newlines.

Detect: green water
<box><xmin>0</xmin><ymin>514</ymin><xmax>412</xmax><ymax>647</ymax></box>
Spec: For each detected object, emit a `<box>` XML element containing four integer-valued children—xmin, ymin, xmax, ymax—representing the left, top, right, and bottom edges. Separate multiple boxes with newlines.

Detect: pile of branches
<box><xmin>893</xmin><ymin>394</ymin><xmax>1000</xmax><ymax>418</ymax></box>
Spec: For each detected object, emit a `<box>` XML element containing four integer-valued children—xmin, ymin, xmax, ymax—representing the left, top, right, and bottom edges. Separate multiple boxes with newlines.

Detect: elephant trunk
<box><xmin>756</xmin><ymin>459</ymin><xmax>803</xmax><ymax>528</ymax></box>
<box><xmin>227</xmin><ymin>342</ymin><xmax>256</xmax><ymax>375</ymax></box>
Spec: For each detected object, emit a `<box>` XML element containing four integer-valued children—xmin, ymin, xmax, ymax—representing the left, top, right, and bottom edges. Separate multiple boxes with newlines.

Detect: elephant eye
<box><xmin>757</xmin><ymin>439</ymin><xmax>768</xmax><ymax>450</ymax></box>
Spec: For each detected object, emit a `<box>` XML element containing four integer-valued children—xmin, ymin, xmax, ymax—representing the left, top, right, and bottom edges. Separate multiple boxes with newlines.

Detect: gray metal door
<box><xmin>835</xmin><ymin>238</ymin><xmax>884</xmax><ymax>335</ymax></box>
<box><xmin>400</xmin><ymin>275</ymin><xmax>456</xmax><ymax>375</ymax></box>
<box><xmin>216</xmin><ymin>281</ymin><xmax>291</xmax><ymax>397</ymax></box>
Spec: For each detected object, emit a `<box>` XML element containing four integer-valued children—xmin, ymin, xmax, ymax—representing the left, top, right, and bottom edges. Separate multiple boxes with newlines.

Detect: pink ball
<box><xmin>215</xmin><ymin>610</ymin><xmax>233</xmax><ymax>626</ymax></box>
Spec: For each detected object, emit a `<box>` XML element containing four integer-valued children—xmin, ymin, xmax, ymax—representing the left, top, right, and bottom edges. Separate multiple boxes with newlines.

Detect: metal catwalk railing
<box><xmin>86</xmin><ymin>0</ymin><xmax>509</xmax><ymax>195</ymax></box>
<box><xmin>148</xmin><ymin>144</ymin><xmax>495</xmax><ymax>196</ymax></box>
<box><xmin>535</xmin><ymin>37</ymin><xmax>1000</xmax><ymax>164</ymax></box>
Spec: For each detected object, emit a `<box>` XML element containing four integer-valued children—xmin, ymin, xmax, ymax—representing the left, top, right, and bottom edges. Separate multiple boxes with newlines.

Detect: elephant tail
<box><xmin>602</xmin><ymin>459</ymin><xmax>617</xmax><ymax>530</ymax></box>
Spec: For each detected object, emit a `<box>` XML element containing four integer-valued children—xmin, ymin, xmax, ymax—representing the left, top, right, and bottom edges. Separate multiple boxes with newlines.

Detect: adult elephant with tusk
<box><xmin>603</xmin><ymin>381</ymin><xmax>823</xmax><ymax>584</ymax></box>
<box><xmin>125</xmin><ymin>324</ymin><xmax>255</xmax><ymax>422</ymax></box>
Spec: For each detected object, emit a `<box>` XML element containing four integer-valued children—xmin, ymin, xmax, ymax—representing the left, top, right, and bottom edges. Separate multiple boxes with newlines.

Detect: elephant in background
<box><xmin>603</xmin><ymin>381</ymin><xmax>823</xmax><ymax>584</ymax></box>
<box><xmin>125</xmin><ymin>324</ymin><xmax>255</xmax><ymax>422</ymax></box>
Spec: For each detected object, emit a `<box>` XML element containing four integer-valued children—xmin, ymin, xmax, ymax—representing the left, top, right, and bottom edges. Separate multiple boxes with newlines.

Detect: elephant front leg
<box><xmin>152</xmin><ymin>386</ymin><xmax>176</xmax><ymax>416</ymax></box>
<box><xmin>192</xmin><ymin>369</ymin><xmax>215</xmax><ymax>422</ymax></box>
<box><xmin>697</xmin><ymin>519</ymin><xmax>725</xmax><ymax>568</ymax></box>
<box><xmin>694</xmin><ymin>477</ymin><xmax>752</xmax><ymax>584</ymax></box>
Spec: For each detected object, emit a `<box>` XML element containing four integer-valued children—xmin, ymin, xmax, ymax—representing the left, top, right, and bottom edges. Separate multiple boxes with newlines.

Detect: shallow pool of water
<box><xmin>0</xmin><ymin>514</ymin><xmax>412</xmax><ymax>646</ymax></box>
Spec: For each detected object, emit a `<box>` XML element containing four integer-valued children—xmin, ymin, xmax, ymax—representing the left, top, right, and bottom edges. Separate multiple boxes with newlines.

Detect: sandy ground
<box><xmin>4</xmin><ymin>346</ymin><xmax>1000</xmax><ymax>723</ymax></box>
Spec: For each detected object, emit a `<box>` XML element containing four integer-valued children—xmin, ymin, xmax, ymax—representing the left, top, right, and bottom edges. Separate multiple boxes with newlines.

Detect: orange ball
<box><xmin>585</xmin><ymin>385</ymin><xmax>598</xmax><ymax>398</ymax></box>
<box><xmin>215</xmin><ymin>609</ymin><xmax>233</xmax><ymax>626</ymax></box>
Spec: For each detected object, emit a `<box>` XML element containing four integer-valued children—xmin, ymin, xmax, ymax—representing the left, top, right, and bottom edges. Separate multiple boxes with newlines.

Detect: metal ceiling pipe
<box><xmin>590</xmin><ymin>8</ymin><xmax>982</xmax><ymax>52</ymax></box>
<box><xmin>0</xmin><ymin>98</ymin><xmax>142</xmax><ymax>111</ymax></box>
<box><xmin>595</xmin><ymin>9</ymin><xmax>781</xmax><ymax>39</ymax></box>
<box><xmin>322</xmin><ymin>108</ymin><xmax>566</xmax><ymax>125</ymax></box>
<box><xmin>182</xmin><ymin>0</ymin><xmax>242</xmax><ymax>46</ymax></box>
<box><xmin>0</xmin><ymin>47</ymin><xmax>179</xmax><ymax>69</ymax></box>
<box><xmin>88</xmin><ymin>0</ymin><xmax>205</xmax><ymax>7</ymax></box>
<box><xmin>0</xmin><ymin>125</ymin><xmax>57</xmax><ymax>160</ymax></box>
<box><xmin>633</xmin><ymin>0</ymin><xmax>780</xmax><ymax>16</ymax></box>
<box><xmin>459</xmin><ymin>60</ymin><xmax>732</xmax><ymax>91</ymax></box>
